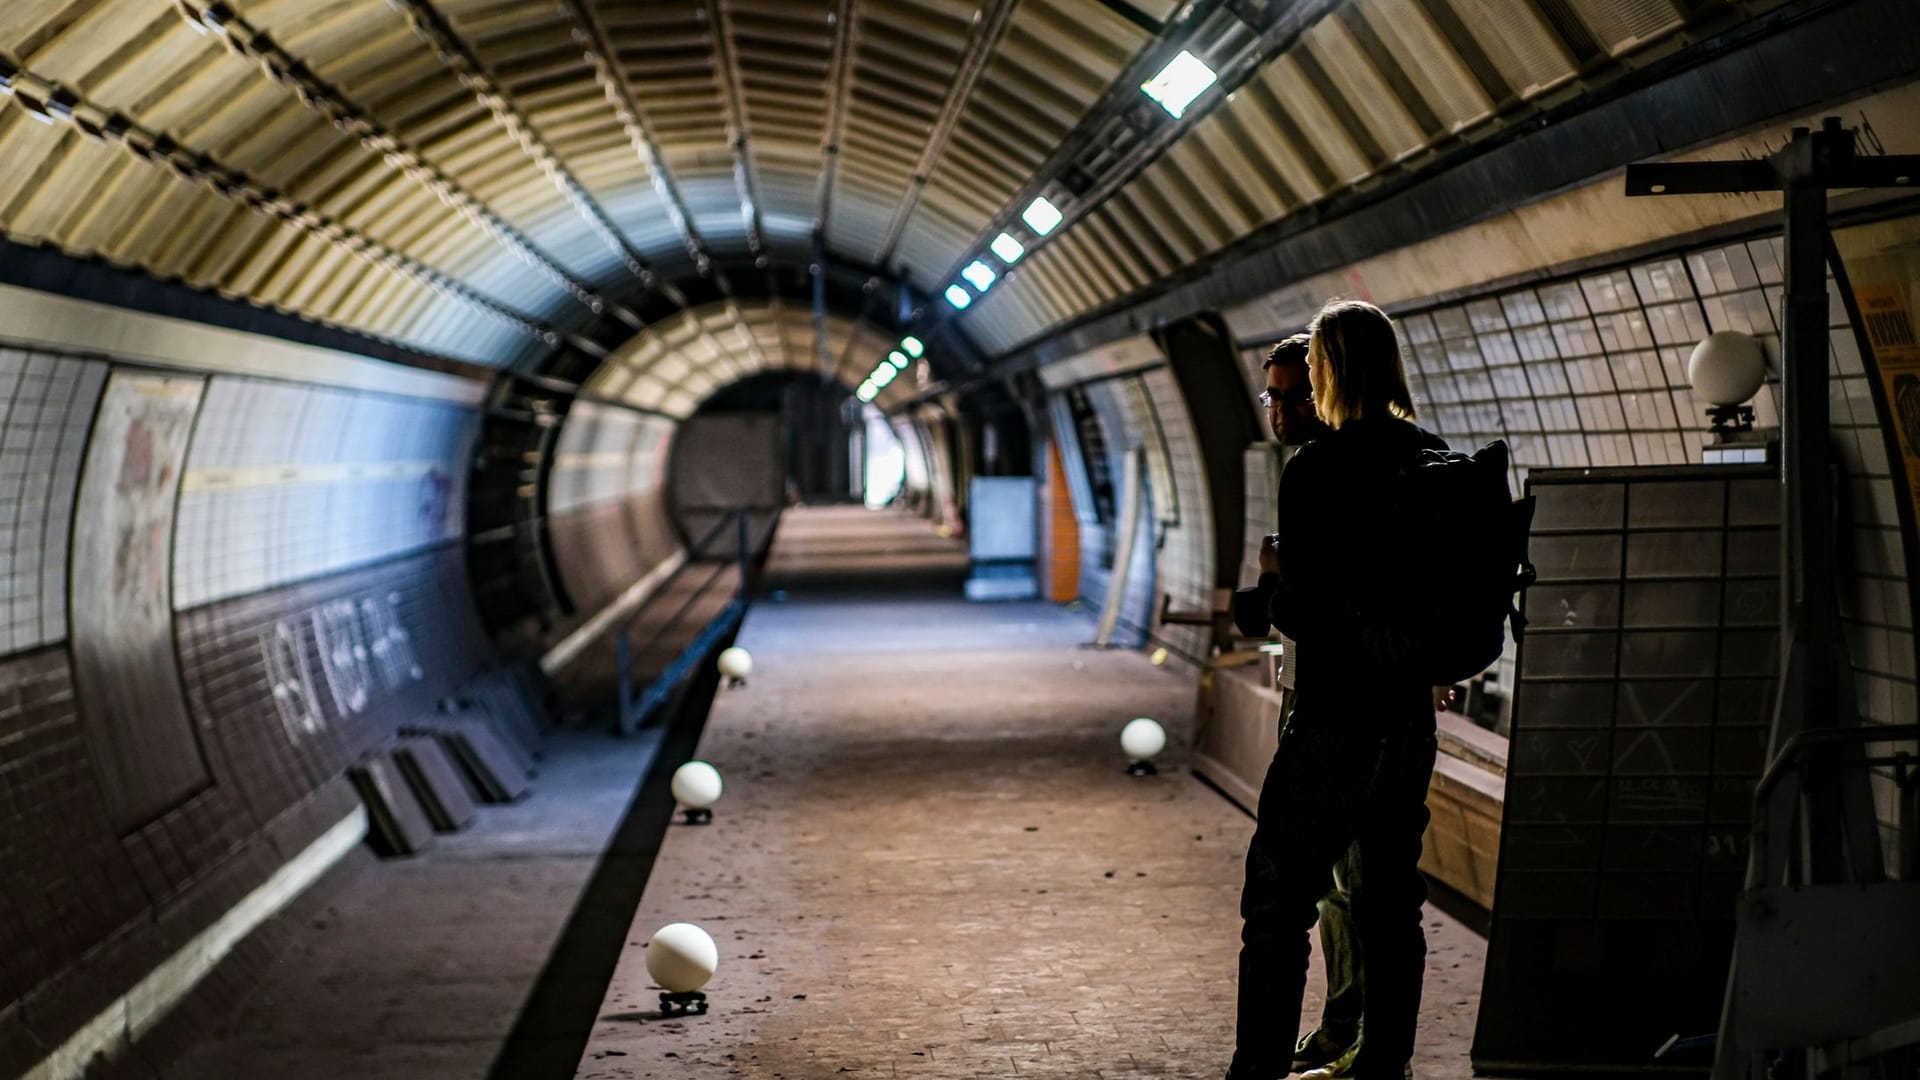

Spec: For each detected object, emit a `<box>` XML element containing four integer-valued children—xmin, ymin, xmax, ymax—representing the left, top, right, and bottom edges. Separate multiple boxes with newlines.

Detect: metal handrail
<box><xmin>1750</xmin><ymin>723</ymin><xmax>1920</xmax><ymax>886</ymax></box>
<box><xmin>613</xmin><ymin>506</ymin><xmax>769</xmax><ymax>733</ymax></box>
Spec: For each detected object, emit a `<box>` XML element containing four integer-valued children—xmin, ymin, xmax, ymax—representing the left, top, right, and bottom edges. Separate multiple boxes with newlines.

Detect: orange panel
<box><xmin>1040</xmin><ymin>438</ymin><xmax>1081</xmax><ymax>603</ymax></box>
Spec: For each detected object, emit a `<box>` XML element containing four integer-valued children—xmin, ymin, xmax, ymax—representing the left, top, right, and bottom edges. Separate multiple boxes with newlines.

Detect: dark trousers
<box><xmin>1279</xmin><ymin>689</ymin><xmax>1363</xmax><ymax>1040</ymax></box>
<box><xmin>1233</xmin><ymin>687</ymin><xmax>1438</xmax><ymax>1077</ymax></box>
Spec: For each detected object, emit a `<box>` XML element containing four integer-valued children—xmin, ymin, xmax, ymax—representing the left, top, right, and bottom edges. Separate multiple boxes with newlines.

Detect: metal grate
<box><xmin>1561</xmin><ymin>0</ymin><xmax>1685</xmax><ymax>54</ymax></box>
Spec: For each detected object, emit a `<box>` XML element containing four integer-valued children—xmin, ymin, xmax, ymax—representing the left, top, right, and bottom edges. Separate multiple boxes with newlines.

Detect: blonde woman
<box><xmin>1227</xmin><ymin>300</ymin><xmax>1445</xmax><ymax>1080</ymax></box>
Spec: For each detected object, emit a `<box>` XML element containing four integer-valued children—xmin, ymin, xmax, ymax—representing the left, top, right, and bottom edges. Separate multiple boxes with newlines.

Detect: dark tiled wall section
<box><xmin>548</xmin><ymin>489</ymin><xmax>680</xmax><ymax>619</ymax></box>
<box><xmin>0</xmin><ymin>648</ymin><xmax>147</xmax><ymax>1011</ymax></box>
<box><xmin>0</xmin><ymin>545</ymin><xmax>491</xmax><ymax>1066</ymax></box>
<box><xmin>175</xmin><ymin>546</ymin><xmax>492</xmax><ymax>831</ymax></box>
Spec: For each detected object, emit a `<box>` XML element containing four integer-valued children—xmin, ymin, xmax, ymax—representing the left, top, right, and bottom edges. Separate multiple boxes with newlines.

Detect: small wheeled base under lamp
<box><xmin>658</xmin><ymin>990</ymin><xmax>709</xmax><ymax>1017</ymax></box>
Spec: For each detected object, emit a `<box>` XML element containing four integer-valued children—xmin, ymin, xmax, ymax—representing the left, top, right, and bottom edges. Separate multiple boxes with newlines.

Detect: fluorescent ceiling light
<box><xmin>990</xmin><ymin>232</ymin><xmax>1025</xmax><ymax>264</ymax></box>
<box><xmin>901</xmin><ymin>335</ymin><xmax>924</xmax><ymax>358</ymax></box>
<box><xmin>888</xmin><ymin>351</ymin><xmax>909</xmax><ymax>369</ymax></box>
<box><xmin>857</xmin><ymin>382</ymin><xmax>877</xmax><ymax>402</ymax></box>
<box><xmin>1141</xmin><ymin>50</ymin><xmax>1216</xmax><ymax>119</ymax></box>
<box><xmin>873</xmin><ymin>363</ymin><xmax>898</xmax><ymax>388</ymax></box>
<box><xmin>944</xmin><ymin>284</ymin><xmax>972</xmax><ymax>310</ymax></box>
<box><xmin>1021</xmin><ymin>196</ymin><xmax>1063</xmax><ymax>236</ymax></box>
<box><xmin>961</xmin><ymin>260</ymin><xmax>997</xmax><ymax>293</ymax></box>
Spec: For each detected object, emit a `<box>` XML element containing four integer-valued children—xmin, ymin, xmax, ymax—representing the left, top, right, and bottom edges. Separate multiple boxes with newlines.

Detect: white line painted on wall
<box><xmin>0</xmin><ymin>283</ymin><xmax>484</xmax><ymax>405</ymax></box>
<box><xmin>540</xmin><ymin>551</ymin><xmax>689</xmax><ymax>676</ymax></box>
<box><xmin>21</xmin><ymin>807</ymin><xmax>368</xmax><ymax>1080</ymax></box>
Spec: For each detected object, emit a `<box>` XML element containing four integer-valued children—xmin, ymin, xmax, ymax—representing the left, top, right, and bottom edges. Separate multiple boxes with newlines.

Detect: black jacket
<box><xmin>1233</xmin><ymin>417</ymin><xmax>1448</xmax><ymax>690</ymax></box>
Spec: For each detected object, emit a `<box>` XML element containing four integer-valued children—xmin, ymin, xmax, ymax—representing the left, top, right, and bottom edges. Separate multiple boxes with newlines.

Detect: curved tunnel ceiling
<box><xmin>0</xmin><ymin>0</ymin><xmax>1788</xmax><ymax>382</ymax></box>
<box><xmin>582</xmin><ymin>297</ymin><xmax>919</xmax><ymax>417</ymax></box>
<box><xmin>0</xmin><ymin>0</ymin><xmax>1152</xmax><ymax>372</ymax></box>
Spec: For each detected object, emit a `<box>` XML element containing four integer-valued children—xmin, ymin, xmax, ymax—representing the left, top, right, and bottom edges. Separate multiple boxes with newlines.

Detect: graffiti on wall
<box><xmin>260</xmin><ymin>589</ymin><xmax>425</xmax><ymax>741</ymax></box>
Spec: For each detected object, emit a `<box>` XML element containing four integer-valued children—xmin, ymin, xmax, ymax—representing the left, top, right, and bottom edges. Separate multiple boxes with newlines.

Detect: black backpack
<box><xmin>1384</xmin><ymin>439</ymin><xmax>1537</xmax><ymax>686</ymax></box>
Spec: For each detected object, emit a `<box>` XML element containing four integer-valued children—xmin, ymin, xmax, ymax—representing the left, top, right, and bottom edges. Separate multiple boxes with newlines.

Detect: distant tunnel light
<box><xmin>1021</xmin><ymin>196</ymin><xmax>1063</xmax><ymax>237</ymax></box>
<box><xmin>990</xmin><ymin>232</ymin><xmax>1025</xmax><ymax>264</ymax></box>
<box><xmin>888</xmin><ymin>350</ymin><xmax>909</xmax><ymax>369</ymax></box>
<box><xmin>901</xmin><ymin>335</ymin><xmax>924</xmax><ymax>358</ymax></box>
<box><xmin>1142</xmin><ymin>50</ymin><xmax>1216</xmax><ymax>119</ymax></box>
<box><xmin>944</xmin><ymin>283</ymin><xmax>973</xmax><ymax>310</ymax></box>
<box><xmin>961</xmin><ymin>260</ymin><xmax>997</xmax><ymax>293</ymax></box>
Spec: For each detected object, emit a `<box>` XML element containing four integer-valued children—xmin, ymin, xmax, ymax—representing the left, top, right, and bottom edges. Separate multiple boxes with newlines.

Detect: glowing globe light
<box><xmin>646</xmin><ymin>922</ymin><xmax>719</xmax><ymax>993</ymax></box>
<box><xmin>718</xmin><ymin>646</ymin><xmax>752</xmax><ymax>681</ymax></box>
<box><xmin>1688</xmin><ymin>331</ymin><xmax>1767</xmax><ymax>406</ymax></box>
<box><xmin>1121</xmin><ymin>717</ymin><xmax>1167</xmax><ymax>761</ymax></box>
<box><xmin>671</xmin><ymin>761</ymin><xmax>723</xmax><ymax>810</ymax></box>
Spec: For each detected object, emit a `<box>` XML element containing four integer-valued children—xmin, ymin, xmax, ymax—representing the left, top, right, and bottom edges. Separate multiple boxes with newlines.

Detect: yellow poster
<box><xmin>1852</xmin><ymin>280</ymin><xmax>1920</xmax><ymax>519</ymax></box>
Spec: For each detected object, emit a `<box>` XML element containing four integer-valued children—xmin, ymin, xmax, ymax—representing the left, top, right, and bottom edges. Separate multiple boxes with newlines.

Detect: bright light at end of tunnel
<box><xmin>901</xmin><ymin>335</ymin><xmax>924</xmax><ymax>358</ymax></box>
<box><xmin>1142</xmin><ymin>50</ymin><xmax>1217</xmax><ymax>119</ymax></box>
<box><xmin>1021</xmin><ymin>196</ymin><xmax>1063</xmax><ymax>236</ymax></box>
<box><xmin>888</xmin><ymin>350</ymin><xmax>909</xmax><ymax>369</ymax></box>
<box><xmin>990</xmin><ymin>232</ymin><xmax>1025</xmax><ymax>264</ymax></box>
<box><xmin>961</xmin><ymin>261</ymin><xmax>997</xmax><ymax>293</ymax></box>
<box><xmin>944</xmin><ymin>284</ymin><xmax>973</xmax><ymax>309</ymax></box>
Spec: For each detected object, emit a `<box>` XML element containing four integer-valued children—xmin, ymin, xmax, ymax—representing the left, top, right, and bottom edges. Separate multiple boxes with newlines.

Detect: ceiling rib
<box><xmin>704</xmin><ymin>0</ymin><xmax>768</xmax><ymax>265</ymax></box>
<box><xmin>812</xmin><ymin>0</ymin><xmax>860</xmax><ymax>378</ymax></box>
<box><xmin>557</xmin><ymin>0</ymin><xmax>722</xmax><ymax>282</ymax></box>
<box><xmin>171</xmin><ymin>0</ymin><xmax>608</xmax><ymax>316</ymax></box>
<box><xmin>0</xmin><ymin>48</ymin><xmax>552</xmax><ymax>340</ymax></box>
<box><xmin>872</xmin><ymin>0</ymin><xmax>1023</xmax><ymax>269</ymax></box>
<box><xmin>384</xmin><ymin>0</ymin><xmax>663</xmax><ymax>298</ymax></box>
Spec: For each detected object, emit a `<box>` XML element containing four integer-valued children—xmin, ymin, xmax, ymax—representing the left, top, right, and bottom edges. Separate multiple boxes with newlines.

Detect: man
<box><xmin>1230</xmin><ymin>334</ymin><xmax>1361</xmax><ymax>1078</ymax></box>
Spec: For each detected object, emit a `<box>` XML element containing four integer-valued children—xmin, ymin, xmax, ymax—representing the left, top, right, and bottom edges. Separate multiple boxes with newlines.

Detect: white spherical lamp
<box><xmin>717</xmin><ymin>646</ymin><xmax>752</xmax><ymax>683</ymax></box>
<box><xmin>671</xmin><ymin>761</ymin><xmax>723</xmax><ymax>824</ymax></box>
<box><xmin>1687</xmin><ymin>331</ymin><xmax>1767</xmax><ymax>407</ymax></box>
<box><xmin>1120</xmin><ymin>717</ymin><xmax>1167</xmax><ymax>775</ymax></box>
<box><xmin>646</xmin><ymin>922</ymin><xmax>718</xmax><ymax>995</ymax></box>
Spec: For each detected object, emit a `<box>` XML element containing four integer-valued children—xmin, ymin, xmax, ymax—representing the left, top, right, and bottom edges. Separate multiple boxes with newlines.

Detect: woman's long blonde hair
<box><xmin>1307</xmin><ymin>299</ymin><xmax>1417</xmax><ymax>428</ymax></box>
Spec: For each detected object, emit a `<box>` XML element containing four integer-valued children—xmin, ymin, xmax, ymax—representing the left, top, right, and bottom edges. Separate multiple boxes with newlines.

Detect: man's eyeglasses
<box><xmin>1259</xmin><ymin>388</ymin><xmax>1311</xmax><ymax>408</ymax></box>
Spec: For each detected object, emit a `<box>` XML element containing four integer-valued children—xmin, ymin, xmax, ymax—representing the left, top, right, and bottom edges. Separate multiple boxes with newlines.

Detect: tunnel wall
<box><xmin>0</xmin><ymin>295</ymin><xmax>496</xmax><ymax>1069</ymax></box>
<box><xmin>1043</xmin><ymin>367</ymin><xmax>1214</xmax><ymax>659</ymax></box>
<box><xmin>546</xmin><ymin>400</ymin><xmax>680</xmax><ymax>620</ymax></box>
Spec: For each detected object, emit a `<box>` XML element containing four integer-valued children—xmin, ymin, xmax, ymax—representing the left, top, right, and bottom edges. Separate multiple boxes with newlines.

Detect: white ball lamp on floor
<box><xmin>717</xmin><ymin>646</ymin><xmax>752</xmax><ymax>686</ymax></box>
<box><xmin>671</xmin><ymin>760</ymin><xmax>722</xmax><ymax>824</ymax></box>
<box><xmin>647</xmin><ymin>922</ymin><xmax>718</xmax><ymax>1016</ymax></box>
<box><xmin>1121</xmin><ymin>717</ymin><xmax>1167</xmax><ymax>776</ymax></box>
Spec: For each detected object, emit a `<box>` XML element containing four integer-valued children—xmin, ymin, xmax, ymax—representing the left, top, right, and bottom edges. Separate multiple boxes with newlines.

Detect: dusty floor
<box><xmin>577</xmin><ymin>508</ymin><xmax>1486</xmax><ymax>1080</ymax></box>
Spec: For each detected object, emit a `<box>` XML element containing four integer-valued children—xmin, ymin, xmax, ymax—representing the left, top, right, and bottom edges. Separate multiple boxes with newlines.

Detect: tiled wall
<box><xmin>1135</xmin><ymin>368</ymin><xmax>1214</xmax><ymax>663</ymax></box>
<box><xmin>174</xmin><ymin>378</ymin><xmax>474</xmax><ymax>609</ymax></box>
<box><xmin>1048</xmin><ymin>370</ymin><xmax>1217</xmax><ymax>660</ymax></box>
<box><xmin>1068</xmin><ymin>379</ymin><xmax>1162</xmax><ymax>649</ymax></box>
<box><xmin>548</xmin><ymin>401</ymin><xmax>673</xmax><ymax>516</ymax></box>
<box><xmin>0</xmin><ymin>339</ymin><xmax>498</xmax><ymax>1066</ymax></box>
<box><xmin>1400</xmin><ymin>234</ymin><xmax>1914</xmax><ymax>868</ymax></box>
<box><xmin>546</xmin><ymin>400</ymin><xmax>681</xmax><ymax>618</ymax></box>
<box><xmin>0</xmin><ymin>349</ymin><xmax>104</xmax><ymax>653</ymax></box>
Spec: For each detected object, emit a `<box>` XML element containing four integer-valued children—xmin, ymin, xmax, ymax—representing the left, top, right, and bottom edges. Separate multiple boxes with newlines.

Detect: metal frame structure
<box><xmin>1625</xmin><ymin>116</ymin><xmax>1920</xmax><ymax>1079</ymax></box>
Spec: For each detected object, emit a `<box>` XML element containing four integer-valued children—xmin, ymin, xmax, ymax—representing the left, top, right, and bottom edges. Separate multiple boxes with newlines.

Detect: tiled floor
<box><xmin>577</xmin><ymin>508</ymin><xmax>1486</xmax><ymax>1080</ymax></box>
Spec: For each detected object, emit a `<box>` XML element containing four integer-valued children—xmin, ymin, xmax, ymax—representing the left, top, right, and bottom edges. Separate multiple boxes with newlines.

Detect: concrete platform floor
<box><xmin>577</xmin><ymin>507</ymin><xmax>1487</xmax><ymax>1080</ymax></box>
<box><xmin>161</xmin><ymin>726</ymin><xmax>673</xmax><ymax>1080</ymax></box>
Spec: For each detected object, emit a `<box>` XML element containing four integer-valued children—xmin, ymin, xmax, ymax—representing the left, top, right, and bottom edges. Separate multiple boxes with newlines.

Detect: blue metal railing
<box><xmin>614</xmin><ymin>508</ymin><xmax>757</xmax><ymax>733</ymax></box>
